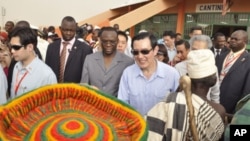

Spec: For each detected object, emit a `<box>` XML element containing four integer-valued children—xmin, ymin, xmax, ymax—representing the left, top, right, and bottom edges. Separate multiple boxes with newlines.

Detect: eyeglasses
<box><xmin>131</xmin><ymin>48</ymin><xmax>153</xmax><ymax>56</ymax></box>
<box><xmin>10</xmin><ymin>45</ymin><xmax>24</xmax><ymax>51</ymax></box>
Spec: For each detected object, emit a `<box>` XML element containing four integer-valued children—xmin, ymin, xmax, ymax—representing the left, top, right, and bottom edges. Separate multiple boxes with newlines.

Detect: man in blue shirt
<box><xmin>162</xmin><ymin>30</ymin><xmax>176</xmax><ymax>65</ymax></box>
<box><xmin>118</xmin><ymin>32</ymin><xmax>180</xmax><ymax>115</ymax></box>
<box><xmin>9</xmin><ymin>27</ymin><xmax>57</xmax><ymax>98</ymax></box>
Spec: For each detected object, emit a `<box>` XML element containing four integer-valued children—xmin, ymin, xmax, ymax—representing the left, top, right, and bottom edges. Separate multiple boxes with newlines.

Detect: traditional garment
<box><xmin>175</xmin><ymin>60</ymin><xmax>220</xmax><ymax>103</ymax></box>
<box><xmin>146</xmin><ymin>92</ymin><xmax>224</xmax><ymax>141</ymax></box>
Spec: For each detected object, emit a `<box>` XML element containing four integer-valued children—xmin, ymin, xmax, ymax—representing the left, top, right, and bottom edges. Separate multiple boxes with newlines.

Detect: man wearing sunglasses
<box><xmin>118</xmin><ymin>32</ymin><xmax>180</xmax><ymax>115</ymax></box>
<box><xmin>9</xmin><ymin>27</ymin><xmax>57</xmax><ymax>99</ymax></box>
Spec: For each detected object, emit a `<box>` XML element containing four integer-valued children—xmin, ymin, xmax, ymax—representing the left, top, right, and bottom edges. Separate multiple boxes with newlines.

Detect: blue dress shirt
<box><xmin>118</xmin><ymin>61</ymin><xmax>180</xmax><ymax>115</ymax></box>
<box><xmin>11</xmin><ymin>57</ymin><xmax>57</xmax><ymax>98</ymax></box>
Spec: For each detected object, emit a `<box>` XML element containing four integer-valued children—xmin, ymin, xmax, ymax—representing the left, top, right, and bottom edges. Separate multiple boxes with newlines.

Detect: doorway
<box><xmin>213</xmin><ymin>25</ymin><xmax>247</xmax><ymax>38</ymax></box>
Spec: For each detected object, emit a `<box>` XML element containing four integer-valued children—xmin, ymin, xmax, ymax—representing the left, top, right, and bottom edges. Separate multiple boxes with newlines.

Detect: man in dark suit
<box><xmin>45</xmin><ymin>16</ymin><xmax>92</xmax><ymax>83</ymax></box>
<box><xmin>211</xmin><ymin>32</ymin><xmax>230</xmax><ymax>75</ymax></box>
<box><xmin>219</xmin><ymin>30</ymin><xmax>250</xmax><ymax>114</ymax></box>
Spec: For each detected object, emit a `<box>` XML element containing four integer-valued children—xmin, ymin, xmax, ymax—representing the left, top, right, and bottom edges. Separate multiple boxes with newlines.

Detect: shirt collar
<box><xmin>166</xmin><ymin>46</ymin><xmax>176</xmax><ymax>51</ymax></box>
<box><xmin>16</xmin><ymin>56</ymin><xmax>39</xmax><ymax>74</ymax></box>
<box><xmin>135</xmin><ymin>60</ymin><xmax>165</xmax><ymax>78</ymax></box>
<box><xmin>215</xmin><ymin>48</ymin><xmax>221</xmax><ymax>51</ymax></box>
<box><xmin>230</xmin><ymin>47</ymin><xmax>246</xmax><ymax>57</ymax></box>
<box><xmin>62</xmin><ymin>38</ymin><xmax>76</xmax><ymax>46</ymax></box>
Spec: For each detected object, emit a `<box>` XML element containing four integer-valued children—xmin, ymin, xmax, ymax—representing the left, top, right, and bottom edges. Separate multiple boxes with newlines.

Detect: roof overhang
<box><xmin>110</xmin><ymin>0</ymin><xmax>151</xmax><ymax>10</ymax></box>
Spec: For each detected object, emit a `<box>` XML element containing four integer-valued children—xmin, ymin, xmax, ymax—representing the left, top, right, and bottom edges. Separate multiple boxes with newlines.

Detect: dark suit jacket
<box><xmin>220</xmin><ymin>51</ymin><xmax>250</xmax><ymax>114</ymax></box>
<box><xmin>211</xmin><ymin>47</ymin><xmax>230</xmax><ymax>75</ymax></box>
<box><xmin>45</xmin><ymin>39</ymin><xmax>92</xmax><ymax>83</ymax></box>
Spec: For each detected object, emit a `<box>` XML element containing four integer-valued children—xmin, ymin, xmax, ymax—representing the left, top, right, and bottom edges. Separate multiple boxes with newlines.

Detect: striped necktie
<box><xmin>59</xmin><ymin>42</ymin><xmax>69</xmax><ymax>82</ymax></box>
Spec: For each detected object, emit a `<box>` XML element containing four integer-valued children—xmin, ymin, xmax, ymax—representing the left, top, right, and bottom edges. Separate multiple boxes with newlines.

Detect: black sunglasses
<box><xmin>10</xmin><ymin>45</ymin><xmax>24</xmax><ymax>51</ymax></box>
<box><xmin>131</xmin><ymin>48</ymin><xmax>153</xmax><ymax>56</ymax></box>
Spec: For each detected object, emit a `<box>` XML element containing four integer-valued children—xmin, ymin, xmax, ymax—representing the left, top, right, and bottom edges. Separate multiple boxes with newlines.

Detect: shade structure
<box><xmin>0</xmin><ymin>84</ymin><xmax>148</xmax><ymax>141</ymax></box>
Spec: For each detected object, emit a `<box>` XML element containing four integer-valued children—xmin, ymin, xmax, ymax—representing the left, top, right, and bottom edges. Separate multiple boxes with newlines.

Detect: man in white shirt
<box><xmin>9</xmin><ymin>27</ymin><xmax>57</xmax><ymax>98</ymax></box>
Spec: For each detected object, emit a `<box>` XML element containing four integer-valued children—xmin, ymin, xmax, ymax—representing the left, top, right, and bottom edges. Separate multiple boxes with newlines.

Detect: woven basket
<box><xmin>0</xmin><ymin>84</ymin><xmax>148</xmax><ymax>141</ymax></box>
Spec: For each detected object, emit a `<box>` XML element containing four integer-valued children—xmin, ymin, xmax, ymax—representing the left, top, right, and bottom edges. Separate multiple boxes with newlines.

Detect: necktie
<box><xmin>59</xmin><ymin>42</ymin><xmax>69</xmax><ymax>82</ymax></box>
<box><xmin>215</xmin><ymin>49</ymin><xmax>220</xmax><ymax>63</ymax></box>
<box><xmin>216</xmin><ymin>49</ymin><xmax>220</xmax><ymax>56</ymax></box>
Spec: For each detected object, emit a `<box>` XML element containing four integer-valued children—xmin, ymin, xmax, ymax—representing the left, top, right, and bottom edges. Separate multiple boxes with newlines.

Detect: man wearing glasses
<box><xmin>9</xmin><ymin>27</ymin><xmax>57</xmax><ymax>99</ymax></box>
<box><xmin>81</xmin><ymin>27</ymin><xmax>133</xmax><ymax>97</ymax></box>
<box><xmin>118</xmin><ymin>32</ymin><xmax>180</xmax><ymax>115</ymax></box>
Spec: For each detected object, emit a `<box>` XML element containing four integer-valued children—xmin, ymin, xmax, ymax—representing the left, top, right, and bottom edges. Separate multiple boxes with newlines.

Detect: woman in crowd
<box><xmin>155</xmin><ymin>44</ymin><xmax>169</xmax><ymax>64</ymax></box>
<box><xmin>0</xmin><ymin>44</ymin><xmax>12</xmax><ymax>77</ymax></box>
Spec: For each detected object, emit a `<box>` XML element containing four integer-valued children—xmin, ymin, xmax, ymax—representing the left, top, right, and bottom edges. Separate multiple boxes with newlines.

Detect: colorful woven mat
<box><xmin>0</xmin><ymin>84</ymin><xmax>148</xmax><ymax>141</ymax></box>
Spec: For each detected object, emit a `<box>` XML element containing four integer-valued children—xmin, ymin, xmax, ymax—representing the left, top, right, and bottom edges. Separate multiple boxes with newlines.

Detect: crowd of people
<box><xmin>1</xmin><ymin>15</ymin><xmax>250</xmax><ymax>140</ymax></box>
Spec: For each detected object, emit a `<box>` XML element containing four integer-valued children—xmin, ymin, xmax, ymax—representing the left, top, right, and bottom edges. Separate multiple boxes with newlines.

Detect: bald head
<box><xmin>235</xmin><ymin>30</ymin><xmax>248</xmax><ymax>43</ymax></box>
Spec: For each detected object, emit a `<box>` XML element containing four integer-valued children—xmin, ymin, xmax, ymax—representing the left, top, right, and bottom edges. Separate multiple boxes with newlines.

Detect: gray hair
<box><xmin>189</xmin><ymin>35</ymin><xmax>213</xmax><ymax>49</ymax></box>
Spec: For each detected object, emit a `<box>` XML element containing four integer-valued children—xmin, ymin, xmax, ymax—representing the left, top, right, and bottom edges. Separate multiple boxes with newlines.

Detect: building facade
<box><xmin>134</xmin><ymin>0</ymin><xmax>250</xmax><ymax>50</ymax></box>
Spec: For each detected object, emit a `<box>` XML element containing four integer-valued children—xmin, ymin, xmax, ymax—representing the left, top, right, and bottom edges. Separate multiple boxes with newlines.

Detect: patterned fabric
<box><xmin>146</xmin><ymin>92</ymin><xmax>224</xmax><ymax>141</ymax></box>
<box><xmin>0</xmin><ymin>84</ymin><xmax>148</xmax><ymax>141</ymax></box>
<box><xmin>59</xmin><ymin>42</ymin><xmax>69</xmax><ymax>82</ymax></box>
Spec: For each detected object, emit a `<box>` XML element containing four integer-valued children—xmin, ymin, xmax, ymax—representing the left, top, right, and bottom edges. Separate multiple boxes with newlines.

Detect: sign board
<box><xmin>196</xmin><ymin>3</ymin><xmax>230</xmax><ymax>13</ymax></box>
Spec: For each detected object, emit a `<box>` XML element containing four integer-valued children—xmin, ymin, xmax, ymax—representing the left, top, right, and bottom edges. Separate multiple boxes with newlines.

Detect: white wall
<box><xmin>0</xmin><ymin>0</ymin><xmax>130</xmax><ymax>27</ymax></box>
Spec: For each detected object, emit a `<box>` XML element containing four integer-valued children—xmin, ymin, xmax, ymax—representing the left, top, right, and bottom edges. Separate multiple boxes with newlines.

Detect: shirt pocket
<box><xmin>129</xmin><ymin>88</ymin><xmax>141</xmax><ymax>97</ymax></box>
<box><xmin>153</xmin><ymin>87</ymin><xmax>171</xmax><ymax>99</ymax></box>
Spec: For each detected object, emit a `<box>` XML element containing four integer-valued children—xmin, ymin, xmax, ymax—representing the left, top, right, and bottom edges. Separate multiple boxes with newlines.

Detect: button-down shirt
<box><xmin>166</xmin><ymin>46</ymin><xmax>177</xmax><ymax>62</ymax></box>
<box><xmin>60</xmin><ymin>38</ymin><xmax>75</xmax><ymax>69</ymax></box>
<box><xmin>118</xmin><ymin>61</ymin><xmax>180</xmax><ymax>115</ymax></box>
<box><xmin>11</xmin><ymin>57</ymin><xmax>57</xmax><ymax>98</ymax></box>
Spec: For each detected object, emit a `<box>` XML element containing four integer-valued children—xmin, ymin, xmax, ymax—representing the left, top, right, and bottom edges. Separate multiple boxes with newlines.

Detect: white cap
<box><xmin>187</xmin><ymin>49</ymin><xmax>217</xmax><ymax>79</ymax></box>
